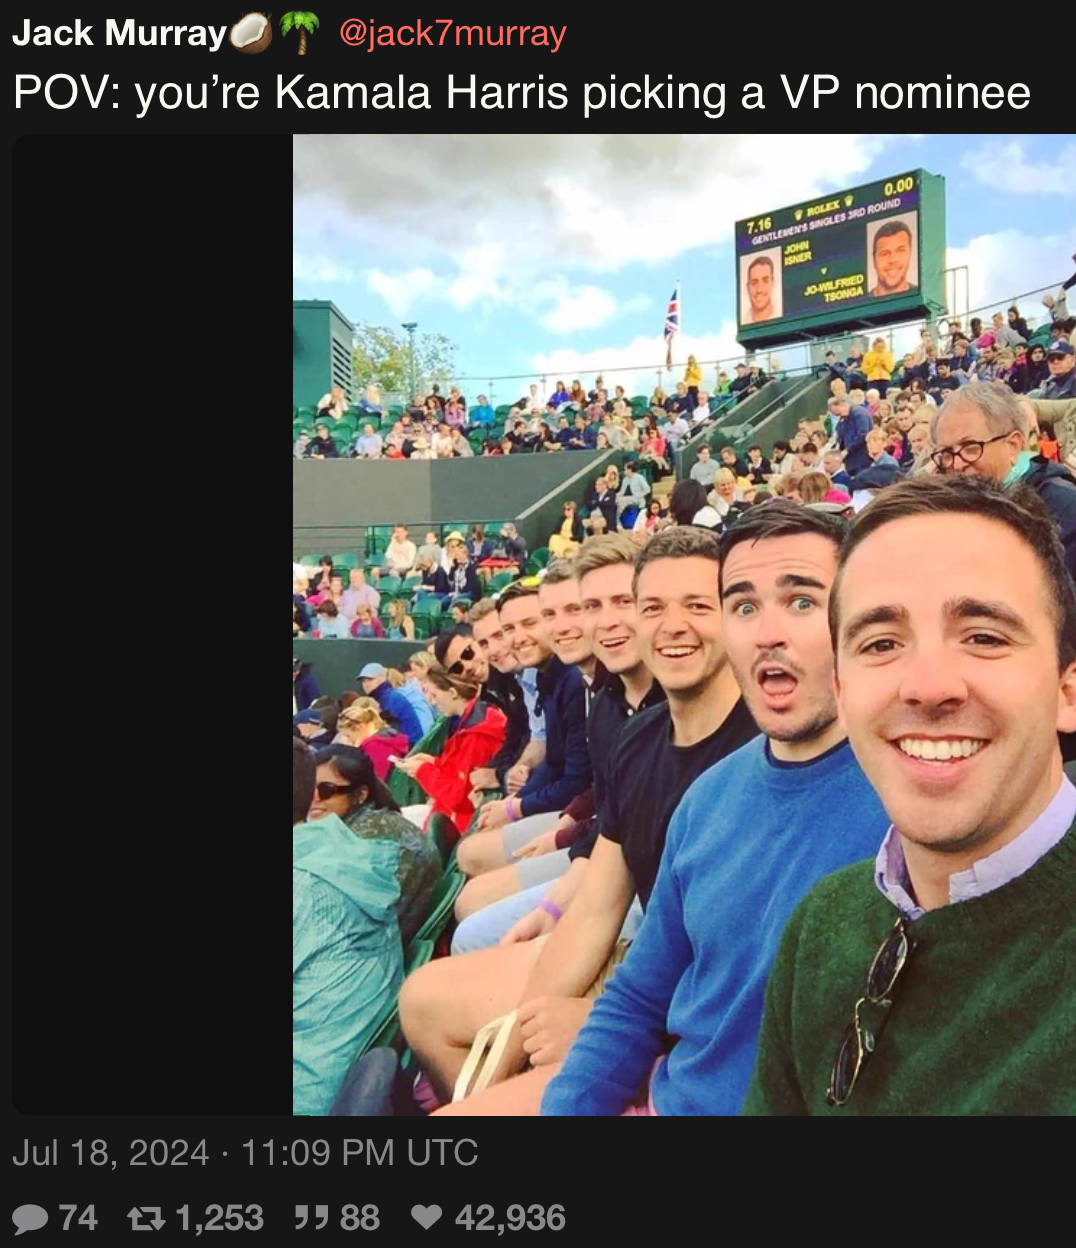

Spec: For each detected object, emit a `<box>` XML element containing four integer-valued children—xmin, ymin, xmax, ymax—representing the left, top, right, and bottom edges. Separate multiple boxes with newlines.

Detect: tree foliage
<box><xmin>351</xmin><ymin>324</ymin><xmax>458</xmax><ymax>398</ymax></box>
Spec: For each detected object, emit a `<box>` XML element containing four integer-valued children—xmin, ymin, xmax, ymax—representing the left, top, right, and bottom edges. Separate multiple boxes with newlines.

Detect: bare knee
<box><xmin>454</xmin><ymin>868</ymin><xmax>519</xmax><ymax>922</ymax></box>
<box><xmin>456</xmin><ymin>830</ymin><xmax>506</xmax><ymax>878</ymax></box>
<box><xmin>398</xmin><ymin>958</ymin><xmax>449</xmax><ymax>1045</ymax></box>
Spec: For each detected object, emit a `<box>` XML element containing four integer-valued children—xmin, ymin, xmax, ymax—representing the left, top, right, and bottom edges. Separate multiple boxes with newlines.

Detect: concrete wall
<box><xmin>293</xmin><ymin>450</ymin><xmax>617</xmax><ymax>556</ymax></box>
<box><xmin>293</xmin><ymin>638</ymin><xmax>427</xmax><ymax>700</ymax></box>
<box><xmin>738</xmin><ymin>377</ymin><xmax>832</xmax><ymax>457</ymax></box>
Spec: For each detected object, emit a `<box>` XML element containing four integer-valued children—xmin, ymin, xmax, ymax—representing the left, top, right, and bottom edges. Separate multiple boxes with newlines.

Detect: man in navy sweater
<box><xmin>832</xmin><ymin>395</ymin><xmax>873</xmax><ymax>475</ymax></box>
<box><xmin>473</xmin><ymin>581</ymin><xmax>592</xmax><ymax>833</ymax></box>
<box><xmin>542</xmin><ymin>503</ymin><xmax>890</xmax><ymax>1115</ymax></box>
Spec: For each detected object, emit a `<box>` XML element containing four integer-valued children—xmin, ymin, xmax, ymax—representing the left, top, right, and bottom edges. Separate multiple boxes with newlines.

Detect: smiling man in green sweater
<box><xmin>744</xmin><ymin>476</ymin><xmax>1076</xmax><ymax>1116</ymax></box>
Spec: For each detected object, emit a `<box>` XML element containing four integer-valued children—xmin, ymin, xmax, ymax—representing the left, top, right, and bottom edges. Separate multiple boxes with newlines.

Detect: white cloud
<box><xmin>365</xmin><ymin>267</ymin><xmax>439</xmax><ymax>316</ymax></box>
<box><xmin>622</xmin><ymin>295</ymin><xmax>653</xmax><ymax>314</ymax></box>
<box><xmin>960</xmin><ymin>140</ymin><xmax>1076</xmax><ymax>195</ymax></box>
<box><xmin>537</xmin><ymin>282</ymin><xmax>618</xmax><ymax>333</ymax></box>
<box><xmin>292</xmin><ymin>252</ymin><xmax>356</xmax><ymax>284</ymax></box>
<box><xmin>294</xmin><ymin>133</ymin><xmax>915</xmax><ymax>321</ymax></box>
<box><xmin>946</xmin><ymin>224</ymin><xmax>1076</xmax><ymax>317</ymax></box>
<box><xmin>530</xmin><ymin>323</ymin><xmax>750</xmax><ymax>398</ymax></box>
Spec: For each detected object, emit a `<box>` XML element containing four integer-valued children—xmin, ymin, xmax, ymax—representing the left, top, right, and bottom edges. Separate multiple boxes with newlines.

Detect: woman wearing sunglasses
<box><xmin>308</xmin><ymin>744</ymin><xmax>441</xmax><ymax>947</ymax></box>
<box><xmin>335</xmin><ymin>698</ymin><xmax>409</xmax><ymax>781</ymax></box>
<box><xmin>394</xmin><ymin>665</ymin><xmax>507</xmax><ymax>841</ymax></box>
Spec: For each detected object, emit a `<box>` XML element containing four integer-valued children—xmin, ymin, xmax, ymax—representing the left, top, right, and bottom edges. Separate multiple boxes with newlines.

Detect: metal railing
<box><xmin>344</xmin><ymin>281</ymin><xmax>1063</xmax><ymax>410</ymax></box>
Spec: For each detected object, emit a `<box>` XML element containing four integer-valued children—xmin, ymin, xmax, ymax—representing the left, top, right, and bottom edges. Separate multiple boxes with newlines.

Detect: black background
<box><xmin>6</xmin><ymin>8</ymin><xmax>1068</xmax><ymax>1233</ymax></box>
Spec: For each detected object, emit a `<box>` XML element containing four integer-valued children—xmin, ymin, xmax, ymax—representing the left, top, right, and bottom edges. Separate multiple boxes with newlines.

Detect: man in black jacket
<box><xmin>931</xmin><ymin>382</ymin><xmax>1076</xmax><ymax>578</ymax></box>
<box><xmin>303</xmin><ymin>423</ymin><xmax>338</xmax><ymax>458</ymax></box>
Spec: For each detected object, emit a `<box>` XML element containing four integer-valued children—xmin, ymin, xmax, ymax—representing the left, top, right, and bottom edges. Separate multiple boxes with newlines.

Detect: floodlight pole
<box><xmin>402</xmin><ymin>321</ymin><xmax>418</xmax><ymax>400</ymax></box>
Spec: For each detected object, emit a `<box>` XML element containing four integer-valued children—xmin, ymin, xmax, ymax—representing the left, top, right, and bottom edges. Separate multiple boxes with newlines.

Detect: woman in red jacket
<box><xmin>393</xmin><ymin>666</ymin><xmax>507</xmax><ymax>839</ymax></box>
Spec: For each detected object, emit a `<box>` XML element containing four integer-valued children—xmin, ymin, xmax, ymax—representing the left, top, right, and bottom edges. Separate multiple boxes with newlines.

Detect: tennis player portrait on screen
<box><xmin>867</xmin><ymin>212</ymin><xmax>918</xmax><ymax>297</ymax></box>
<box><xmin>740</xmin><ymin>247</ymin><xmax>783</xmax><ymax>324</ymax></box>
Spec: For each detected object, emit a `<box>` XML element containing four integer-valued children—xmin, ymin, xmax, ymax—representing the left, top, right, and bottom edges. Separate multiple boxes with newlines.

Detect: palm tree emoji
<box><xmin>280</xmin><ymin>12</ymin><xmax>319</xmax><ymax>53</ymax></box>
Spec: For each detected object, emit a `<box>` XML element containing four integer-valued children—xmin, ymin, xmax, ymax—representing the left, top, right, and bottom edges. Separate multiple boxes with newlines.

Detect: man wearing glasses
<box><xmin>929</xmin><ymin>382</ymin><xmax>1076</xmax><ymax>577</ymax></box>
<box><xmin>744</xmin><ymin>477</ymin><xmax>1076</xmax><ymax>1114</ymax></box>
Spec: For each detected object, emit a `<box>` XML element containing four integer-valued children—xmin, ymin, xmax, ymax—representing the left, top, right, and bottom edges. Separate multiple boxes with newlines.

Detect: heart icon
<box><xmin>794</xmin><ymin>209</ymin><xmax>803</xmax><ymax>221</ymax></box>
<box><xmin>821</xmin><ymin>267</ymin><xmax>828</xmax><ymax>275</ymax></box>
<box><xmin>412</xmin><ymin>1206</ymin><xmax>443</xmax><ymax>1230</ymax></box>
<box><xmin>844</xmin><ymin>195</ymin><xmax>853</xmax><ymax>207</ymax></box>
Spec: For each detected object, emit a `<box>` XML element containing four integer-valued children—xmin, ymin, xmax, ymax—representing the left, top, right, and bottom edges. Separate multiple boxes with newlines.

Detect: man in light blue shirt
<box><xmin>352</xmin><ymin>424</ymin><xmax>383</xmax><ymax>459</ymax></box>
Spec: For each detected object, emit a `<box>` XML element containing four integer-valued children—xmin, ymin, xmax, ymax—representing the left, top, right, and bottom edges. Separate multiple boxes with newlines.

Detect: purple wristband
<box><xmin>538</xmin><ymin>899</ymin><xmax>563</xmax><ymax>922</ymax></box>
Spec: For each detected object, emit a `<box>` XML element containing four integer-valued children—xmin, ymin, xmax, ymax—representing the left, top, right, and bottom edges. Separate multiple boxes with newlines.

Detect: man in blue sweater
<box><xmin>542</xmin><ymin>502</ymin><xmax>890</xmax><ymax>1115</ymax></box>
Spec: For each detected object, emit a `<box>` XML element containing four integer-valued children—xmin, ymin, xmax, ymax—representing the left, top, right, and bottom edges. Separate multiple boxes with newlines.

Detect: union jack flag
<box><xmin>664</xmin><ymin>282</ymin><xmax>680</xmax><ymax>368</ymax></box>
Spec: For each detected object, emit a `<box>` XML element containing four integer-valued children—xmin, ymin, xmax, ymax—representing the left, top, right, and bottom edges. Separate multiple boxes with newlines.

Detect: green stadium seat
<box><xmin>489</xmin><ymin>571</ymin><xmax>516</xmax><ymax>594</ymax></box>
<box><xmin>412</xmin><ymin>872</ymin><xmax>466</xmax><ymax>944</ymax></box>
<box><xmin>405</xmin><ymin>937</ymin><xmax>437</xmax><ymax>974</ymax></box>
<box><xmin>425</xmin><ymin>812</ymin><xmax>456</xmax><ymax>869</ymax></box>
<box><xmin>526</xmin><ymin>547</ymin><xmax>551</xmax><ymax>574</ymax></box>
<box><xmin>379</xmin><ymin>576</ymin><xmax>403</xmax><ymax>596</ymax></box>
<box><xmin>387</xmin><ymin>717</ymin><xmax>451</xmax><ymax>807</ymax></box>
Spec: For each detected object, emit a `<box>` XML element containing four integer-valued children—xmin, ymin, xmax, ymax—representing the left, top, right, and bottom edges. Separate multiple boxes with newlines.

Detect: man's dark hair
<box><xmin>749</xmin><ymin>444</ymin><xmax>763</xmax><ymax>455</ymax></box>
<box><xmin>773</xmin><ymin>439</ymin><xmax>791</xmax><ymax>454</ymax></box>
<box><xmin>433</xmin><ymin>623</ymin><xmax>475</xmax><ymax>666</ymax></box>
<box><xmin>872</xmin><ymin>219</ymin><xmax>913</xmax><ymax>255</ymax></box>
<box><xmin>312</xmin><ymin>744</ymin><xmax>400</xmax><ymax>812</ymax></box>
<box><xmin>634</xmin><ymin>522</ymin><xmax>722</xmax><ymax>593</ymax></box>
<box><xmin>747</xmin><ymin>255</ymin><xmax>775</xmax><ymax>279</ymax></box>
<box><xmin>718</xmin><ymin>500</ymin><xmax>846</xmax><ymax>597</ymax></box>
<box><xmin>800</xmin><ymin>441</ymin><xmax>818</xmax><ymax>455</ymax></box>
<box><xmin>293</xmin><ymin>738</ymin><xmax>316</xmax><ymax>824</ymax></box>
<box><xmin>829</xmin><ymin>476</ymin><xmax>1076</xmax><ymax>670</ymax></box>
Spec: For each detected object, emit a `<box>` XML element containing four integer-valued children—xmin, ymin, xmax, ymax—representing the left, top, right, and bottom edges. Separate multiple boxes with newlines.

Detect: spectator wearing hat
<box><xmin>729</xmin><ymin>363</ymin><xmax>753</xmax><ymax>403</ymax></box>
<box><xmin>1041</xmin><ymin>342</ymin><xmax>1076</xmax><ymax>401</ymax></box>
<box><xmin>442</xmin><ymin>539</ymin><xmax>482</xmax><ymax>610</ymax></box>
<box><xmin>358</xmin><ymin>662</ymin><xmax>424</xmax><ymax>747</ymax></box>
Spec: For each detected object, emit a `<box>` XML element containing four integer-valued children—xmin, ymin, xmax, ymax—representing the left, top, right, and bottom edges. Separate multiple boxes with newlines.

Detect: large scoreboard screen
<box><xmin>735</xmin><ymin>169</ymin><xmax>945</xmax><ymax>348</ymax></box>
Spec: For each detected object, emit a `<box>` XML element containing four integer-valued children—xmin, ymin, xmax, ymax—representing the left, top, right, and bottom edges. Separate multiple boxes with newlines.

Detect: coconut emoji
<box><xmin>229</xmin><ymin>11</ymin><xmax>273</xmax><ymax>53</ymax></box>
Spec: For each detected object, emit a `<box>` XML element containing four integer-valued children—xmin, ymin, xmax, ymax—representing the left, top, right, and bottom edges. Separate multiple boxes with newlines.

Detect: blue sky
<box><xmin>293</xmin><ymin>134</ymin><xmax>1074</xmax><ymax>398</ymax></box>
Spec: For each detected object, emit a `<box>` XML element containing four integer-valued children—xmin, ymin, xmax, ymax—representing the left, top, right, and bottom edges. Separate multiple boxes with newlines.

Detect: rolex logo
<box><xmin>794</xmin><ymin>209</ymin><xmax>803</xmax><ymax>221</ymax></box>
<box><xmin>844</xmin><ymin>195</ymin><xmax>853</xmax><ymax>207</ymax></box>
<box><xmin>820</xmin><ymin>267</ymin><xmax>828</xmax><ymax>275</ymax></box>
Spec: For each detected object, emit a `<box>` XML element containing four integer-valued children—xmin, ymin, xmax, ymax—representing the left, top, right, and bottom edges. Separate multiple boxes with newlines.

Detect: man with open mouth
<box><xmin>745</xmin><ymin>476</ymin><xmax>1076</xmax><ymax>1115</ymax></box>
<box><xmin>543</xmin><ymin>503</ymin><xmax>889</xmax><ymax>1115</ymax></box>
